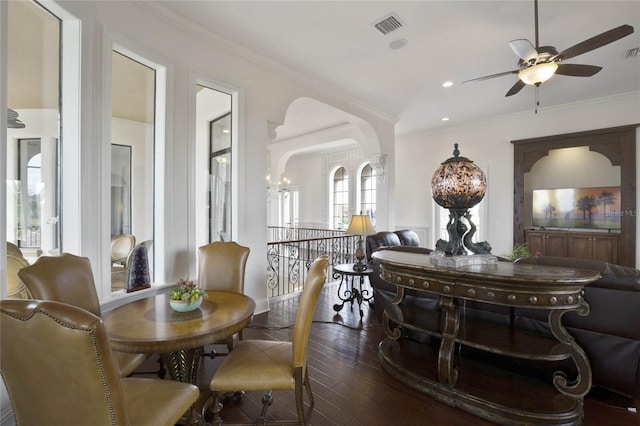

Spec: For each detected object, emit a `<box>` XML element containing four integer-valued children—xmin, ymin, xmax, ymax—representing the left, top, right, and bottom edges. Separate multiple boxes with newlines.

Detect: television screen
<box><xmin>532</xmin><ymin>186</ymin><xmax>621</xmax><ymax>230</ymax></box>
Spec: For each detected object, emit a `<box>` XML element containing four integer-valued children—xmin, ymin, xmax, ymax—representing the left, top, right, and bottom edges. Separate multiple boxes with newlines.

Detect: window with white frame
<box><xmin>332</xmin><ymin>167</ymin><xmax>349</xmax><ymax>229</ymax></box>
<box><xmin>359</xmin><ymin>163</ymin><xmax>376</xmax><ymax>226</ymax></box>
<box><xmin>6</xmin><ymin>1</ymin><xmax>62</xmax><ymax>260</ymax></box>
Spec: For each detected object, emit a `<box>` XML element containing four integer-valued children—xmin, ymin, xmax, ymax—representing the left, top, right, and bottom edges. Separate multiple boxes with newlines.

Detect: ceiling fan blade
<box><xmin>510</xmin><ymin>39</ymin><xmax>538</xmax><ymax>63</ymax></box>
<box><xmin>462</xmin><ymin>70</ymin><xmax>519</xmax><ymax>84</ymax></box>
<box><xmin>505</xmin><ymin>80</ymin><xmax>526</xmax><ymax>97</ymax></box>
<box><xmin>555</xmin><ymin>63</ymin><xmax>603</xmax><ymax>77</ymax></box>
<box><xmin>552</xmin><ymin>24</ymin><xmax>634</xmax><ymax>61</ymax></box>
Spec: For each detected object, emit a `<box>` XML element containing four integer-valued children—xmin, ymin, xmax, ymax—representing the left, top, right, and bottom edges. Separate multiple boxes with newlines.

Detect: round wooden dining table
<box><xmin>103</xmin><ymin>290</ymin><xmax>255</xmax><ymax>383</ymax></box>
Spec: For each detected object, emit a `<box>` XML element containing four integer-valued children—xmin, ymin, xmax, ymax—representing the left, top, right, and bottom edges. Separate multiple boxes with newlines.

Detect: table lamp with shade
<box><xmin>346</xmin><ymin>214</ymin><xmax>376</xmax><ymax>272</ymax></box>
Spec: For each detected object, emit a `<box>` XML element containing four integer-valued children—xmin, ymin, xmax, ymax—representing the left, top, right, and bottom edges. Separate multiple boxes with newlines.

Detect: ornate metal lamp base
<box><xmin>436</xmin><ymin>209</ymin><xmax>492</xmax><ymax>255</ymax></box>
<box><xmin>353</xmin><ymin>261</ymin><xmax>367</xmax><ymax>272</ymax></box>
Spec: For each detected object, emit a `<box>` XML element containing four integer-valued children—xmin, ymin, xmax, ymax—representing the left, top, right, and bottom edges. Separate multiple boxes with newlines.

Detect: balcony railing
<box><xmin>267</xmin><ymin>226</ymin><xmax>346</xmax><ymax>243</ymax></box>
<box><xmin>267</xmin><ymin>227</ymin><xmax>358</xmax><ymax>298</ymax></box>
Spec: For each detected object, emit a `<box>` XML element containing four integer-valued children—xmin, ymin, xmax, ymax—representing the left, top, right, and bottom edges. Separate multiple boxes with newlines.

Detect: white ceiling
<box><xmin>153</xmin><ymin>0</ymin><xmax>640</xmax><ymax>136</ymax></box>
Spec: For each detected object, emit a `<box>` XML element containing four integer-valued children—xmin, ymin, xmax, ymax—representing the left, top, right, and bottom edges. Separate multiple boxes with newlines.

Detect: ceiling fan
<box><xmin>463</xmin><ymin>0</ymin><xmax>634</xmax><ymax>97</ymax></box>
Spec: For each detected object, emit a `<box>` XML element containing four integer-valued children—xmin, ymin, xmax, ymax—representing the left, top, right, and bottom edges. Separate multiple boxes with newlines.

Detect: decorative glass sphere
<box><xmin>431</xmin><ymin>143</ymin><xmax>487</xmax><ymax>210</ymax></box>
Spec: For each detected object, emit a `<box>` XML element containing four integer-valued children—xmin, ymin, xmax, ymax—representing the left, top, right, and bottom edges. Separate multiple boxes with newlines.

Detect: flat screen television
<box><xmin>532</xmin><ymin>186</ymin><xmax>621</xmax><ymax>230</ymax></box>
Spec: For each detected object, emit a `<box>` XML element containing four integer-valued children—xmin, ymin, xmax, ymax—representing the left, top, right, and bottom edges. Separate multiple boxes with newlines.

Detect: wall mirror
<box><xmin>110</xmin><ymin>50</ymin><xmax>156</xmax><ymax>292</ymax></box>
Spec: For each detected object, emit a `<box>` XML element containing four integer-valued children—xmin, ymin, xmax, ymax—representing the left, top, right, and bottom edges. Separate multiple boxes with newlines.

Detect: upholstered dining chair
<box><xmin>18</xmin><ymin>253</ymin><xmax>148</xmax><ymax>377</ymax></box>
<box><xmin>6</xmin><ymin>253</ymin><xmax>31</xmax><ymax>299</ymax></box>
<box><xmin>198</xmin><ymin>241</ymin><xmax>250</xmax><ymax>357</ymax></box>
<box><xmin>6</xmin><ymin>241</ymin><xmax>23</xmax><ymax>258</ymax></box>
<box><xmin>205</xmin><ymin>255</ymin><xmax>329</xmax><ymax>425</ymax></box>
<box><xmin>111</xmin><ymin>233</ymin><xmax>136</xmax><ymax>266</ymax></box>
<box><xmin>0</xmin><ymin>299</ymin><xmax>199</xmax><ymax>426</ymax></box>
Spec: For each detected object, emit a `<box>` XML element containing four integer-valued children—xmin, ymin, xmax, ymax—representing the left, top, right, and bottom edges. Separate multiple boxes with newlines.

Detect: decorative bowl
<box><xmin>169</xmin><ymin>296</ymin><xmax>203</xmax><ymax>312</ymax></box>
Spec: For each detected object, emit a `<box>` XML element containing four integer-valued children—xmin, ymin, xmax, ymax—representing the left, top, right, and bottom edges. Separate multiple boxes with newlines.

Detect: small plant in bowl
<box><xmin>169</xmin><ymin>279</ymin><xmax>207</xmax><ymax>312</ymax></box>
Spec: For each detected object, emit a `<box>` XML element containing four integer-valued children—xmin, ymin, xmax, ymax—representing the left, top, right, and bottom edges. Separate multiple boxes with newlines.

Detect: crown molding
<box><xmin>134</xmin><ymin>1</ymin><xmax>396</xmax><ymax>125</ymax></box>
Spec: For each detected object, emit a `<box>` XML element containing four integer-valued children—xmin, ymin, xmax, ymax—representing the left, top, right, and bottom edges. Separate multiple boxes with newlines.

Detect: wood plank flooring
<box><xmin>140</xmin><ymin>281</ymin><xmax>638</xmax><ymax>425</ymax></box>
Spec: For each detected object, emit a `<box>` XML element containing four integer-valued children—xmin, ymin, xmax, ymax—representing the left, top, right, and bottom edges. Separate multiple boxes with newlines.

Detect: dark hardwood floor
<box><xmin>141</xmin><ymin>281</ymin><xmax>638</xmax><ymax>425</ymax></box>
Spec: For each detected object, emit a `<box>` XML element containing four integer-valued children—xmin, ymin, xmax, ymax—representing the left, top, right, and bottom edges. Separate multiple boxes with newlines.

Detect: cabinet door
<box><xmin>592</xmin><ymin>235</ymin><xmax>618</xmax><ymax>263</ymax></box>
<box><xmin>568</xmin><ymin>234</ymin><xmax>593</xmax><ymax>260</ymax></box>
<box><xmin>525</xmin><ymin>232</ymin><xmax>545</xmax><ymax>256</ymax></box>
<box><xmin>545</xmin><ymin>233</ymin><xmax>568</xmax><ymax>257</ymax></box>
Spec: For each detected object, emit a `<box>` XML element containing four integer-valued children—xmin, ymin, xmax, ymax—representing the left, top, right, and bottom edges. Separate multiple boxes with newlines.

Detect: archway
<box><xmin>267</xmin><ymin>97</ymin><xmax>386</xmax><ymax>229</ymax></box>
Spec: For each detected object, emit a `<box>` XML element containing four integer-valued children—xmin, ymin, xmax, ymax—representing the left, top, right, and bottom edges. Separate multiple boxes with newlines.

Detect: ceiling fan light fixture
<box><xmin>518</xmin><ymin>62</ymin><xmax>558</xmax><ymax>85</ymax></box>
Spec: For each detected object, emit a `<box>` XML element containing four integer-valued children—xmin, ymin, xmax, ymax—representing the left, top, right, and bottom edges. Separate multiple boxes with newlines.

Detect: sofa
<box><xmin>366</xmin><ymin>230</ymin><xmax>431</xmax><ymax>324</ymax></box>
<box><xmin>366</xmin><ymin>231</ymin><xmax>640</xmax><ymax>405</ymax></box>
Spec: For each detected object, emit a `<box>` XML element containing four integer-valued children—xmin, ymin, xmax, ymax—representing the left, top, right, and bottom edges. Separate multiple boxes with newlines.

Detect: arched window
<box><xmin>332</xmin><ymin>167</ymin><xmax>349</xmax><ymax>229</ymax></box>
<box><xmin>359</xmin><ymin>163</ymin><xmax>376</xmax><ymax>226</ymax></box>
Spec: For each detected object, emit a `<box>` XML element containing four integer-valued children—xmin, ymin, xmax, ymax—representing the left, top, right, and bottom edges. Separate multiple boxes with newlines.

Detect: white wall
<box><xmin>1</xmin><ymin>2</ymin><xmax>396</xmax><ymax>423</ymax></box>
<box><xmin>282</xmin><ymin>152</ymin><xmax>325</xmax><ymax>226</ymax></box>
<box><xmin>111</xmin><ymin>117</ymin><xmax>154</xmax><ymax>243</ymax></box>
<box><xmin>524</xmin><ymin>146</ymin><xmax>621</xmax><ymax>228</ymax></box>
<box><xmin>284</xmin><ymin>147</ymin><xmax>373</xmax><ymax>229</ymax></box>
<box><xmin>395</xmin><ymin>92</ymin><xmax>640</xmax><ymax>261</ymax></box>
<box><xmin>0</xmin><ymin>0</ymin><xmax>395</xmax><ymax>305</ymax></box>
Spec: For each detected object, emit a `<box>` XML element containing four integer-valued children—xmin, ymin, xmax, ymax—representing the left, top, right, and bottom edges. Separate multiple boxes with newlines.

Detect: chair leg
<box><xmin>258</xmin><ymin>391</ymin><xmax>273</xmax><ymax>424</ymax></box>
<box><xmin>295</xmin><ymin>369</ymin><xmax>308</xmax><ymax>426</ymax></box>
<box><xmin>303</xmin><ymin>368</ymin><xmax>314</xmax><ymax>407</ymax></box>
<box><xmin>157</xmin><ymin>357</ymin><xmax>166</xmax><ymax>379</ymax></box>
<box><xmin>202</xmin><ymin>393</ymin><xmax>224</xmax><ymax>425</ymax></box>
<box><xmin>295</xmin><ymin>384</ymin><xmax>307</xmax><ymax>426</ymax></box>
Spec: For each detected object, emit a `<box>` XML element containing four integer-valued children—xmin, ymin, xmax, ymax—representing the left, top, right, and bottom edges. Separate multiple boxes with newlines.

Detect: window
<box><xmin>332</xmin><ymin>167</ymin><xmax>349</xmax><ymax>229</ymax></box>
<box><xmin>209</xmin><ymin>113</ymin><xmax>231</xmax><ymax>242</ymax></box>
<box><xmin>279</xmin><ymin>188</ymin><xmax>298</xmax><ymax>228</ymax></box>
<box><xmin>194</xmin><ymin>85</ymin><xmax>233</xmax><ymax>246</ymax></box>
<box><xmin>359</xmin><ymin>163</ymin><xmax>376</xmax><ymax>226</ymax></box>
<box><xmin>6</xmin><ymin>0</ymin><xmax>62</xmax><ymax>259</ymax></box>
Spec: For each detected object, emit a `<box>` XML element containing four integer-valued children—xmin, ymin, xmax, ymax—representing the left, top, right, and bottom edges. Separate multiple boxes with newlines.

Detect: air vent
<box><xmin>373</xmin><ymin>13</ymin><xmax>404</xmax><ymax>35</ymax></box>
<box><xmin>625</xmin><ymin>47</ymin><xmax>640</xmax><ymax>58</ymax></box>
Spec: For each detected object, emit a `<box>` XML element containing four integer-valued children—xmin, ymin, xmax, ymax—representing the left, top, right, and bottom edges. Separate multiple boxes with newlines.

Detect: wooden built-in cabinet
<box><xmin>525</xmin><ymin>230</ymin><xmax>619</xmax><ymax>263</ymax></box>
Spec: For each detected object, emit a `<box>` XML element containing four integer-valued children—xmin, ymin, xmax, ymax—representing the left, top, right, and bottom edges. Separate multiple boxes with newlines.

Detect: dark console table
<box><xmin>372</xmin><ymin>250</ymin><xmax>601</xmax><ymax>425</ymax></box>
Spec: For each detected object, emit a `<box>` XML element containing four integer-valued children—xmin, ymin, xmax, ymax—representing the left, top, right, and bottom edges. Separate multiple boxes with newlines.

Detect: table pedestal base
<box><xmin>161</xmin><ymin>347</ymin><xmax>203</xmax><ymax>384</ymax></box>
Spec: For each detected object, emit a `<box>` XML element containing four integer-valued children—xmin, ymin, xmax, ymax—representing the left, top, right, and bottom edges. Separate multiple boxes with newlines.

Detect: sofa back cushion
<box><xmin>366</xmin><ymin>231</ymin><xmax>401</xmax><ymax>261</ymax></box>
<box><xmin>395</xmin><ymin>230</ymin><xmax>420</xmax><ymax>247</ymax></box>
<box><xmin>517</xmin><ymin>256</ymin><xmax>640</xmax><ymax>292</ymax></box>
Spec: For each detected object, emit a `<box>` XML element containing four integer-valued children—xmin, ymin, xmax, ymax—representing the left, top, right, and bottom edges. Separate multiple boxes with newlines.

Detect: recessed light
<box><xmin>389</xmin><ymin>39</ymin><xmax>407</xmax><ymax>50</ymax></box>
<box><xmin>441</xmin><ymin>117</ymin><xmax>450</xmax><ymax>121</ymax></box>
<box><xmin>442</xmin><ymin>81</ymin><xmax>453</xmax><ymax>88</ymax></box>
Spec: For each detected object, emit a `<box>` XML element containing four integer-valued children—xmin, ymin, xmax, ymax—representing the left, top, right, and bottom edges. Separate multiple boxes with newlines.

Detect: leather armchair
<box><xmin>18</xmin><ymin>253</ymin><xmax>148</xmax><ymax>377</ymax></box>
<box><xmin>0</xmin><ymin>299</ymin><xmax>199</xmax><ymax>426</ymax></box>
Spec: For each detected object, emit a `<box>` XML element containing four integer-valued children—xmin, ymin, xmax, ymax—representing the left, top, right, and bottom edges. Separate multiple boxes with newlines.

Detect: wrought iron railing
<box><xmin>19</xmin><ymin>226</ymin><xmax>41</xmax><ymax>248</ymax></box>
<box><xmin>266</xmin><ymin>232</ymin><xmax>358</xmax><ymax>298</ymax></box>
<box><xmin>267</xmin><ymin>226</ymin><xmax>346</xmax><ymax>243</ymax></box>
